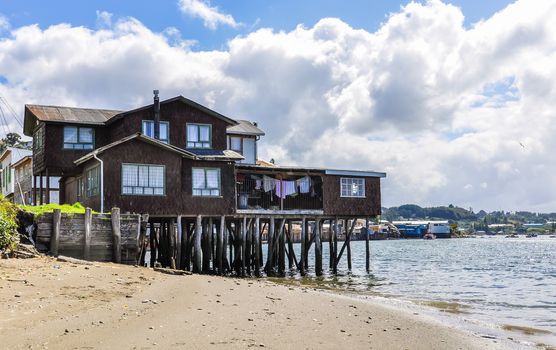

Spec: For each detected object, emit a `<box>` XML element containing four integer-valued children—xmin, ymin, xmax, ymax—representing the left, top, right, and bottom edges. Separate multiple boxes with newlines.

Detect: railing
<box><xmin>236</xmin><ymin>173</ymin><xmax>323</xmax><ymax>211</ymax></box>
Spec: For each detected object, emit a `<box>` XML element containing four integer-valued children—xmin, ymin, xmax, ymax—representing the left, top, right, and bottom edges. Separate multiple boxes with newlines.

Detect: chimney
<box><xmin>153</xmin><ymin>90</ymin><xmax>160</xmax><ymax>140</ymax></box>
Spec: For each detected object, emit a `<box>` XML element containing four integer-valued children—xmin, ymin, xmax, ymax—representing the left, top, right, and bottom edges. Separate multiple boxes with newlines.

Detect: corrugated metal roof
<box><xmin>227</xmin><ymin>120</ymin><xmax>265</xmax><ymax>136</ymax></box>
<box><xmin>189</xmin><ymin>149</ymin><xmax>244</xmax><ymax>160</ymax></box>
<box><xmin>26</xmin><ymin>105</ymin><xmax>122</xmax><ymax>124</ymax></box>
<box><xmin>236</xmin><ymin>164</ymin><xmax>386</xmax><ymax>177</ymax></box>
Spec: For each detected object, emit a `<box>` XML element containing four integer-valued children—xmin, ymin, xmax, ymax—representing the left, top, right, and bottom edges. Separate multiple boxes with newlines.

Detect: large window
<box><xmin>186</xmin><ymin>123</ymin><xmax>211</xmax><ymax>149</ymax></box>
<box><xmin>229</xmin><ymin>136</ymin><xmax>242</xmax><ymax>152</ymax></box>
<box><xmin>142</xmin><ymin>120</ymin><xmax>169</xmax><ymax>144</ymax></box>
<box><xmin>64</xmin><ymin>126</ymin><xmax>94</xmax><ymax>150</ymax></box>
<box><xmin>340</xmin><ymin>178</ymin><xmax>365</xmax><ymax>198</ymax></box>
<box><xmin>192</xmin><ymin>168</ymin><xmax>220</xmax><ymax>197</ymax></box>
<box><xmin>86</xmin><ymin>166</ymin><xmax>100</xmax><ymax>197</ymax></box>
<box><xmin>122</xmin><ymin>164</ymin><xmax>165</xmax><ymax>196</ymax></box>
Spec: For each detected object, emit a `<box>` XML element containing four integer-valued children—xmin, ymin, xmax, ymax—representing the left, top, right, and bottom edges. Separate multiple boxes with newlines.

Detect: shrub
<box><xmin>0</xmin><ymin>196</ymin><xmax>19</xmax><ymax>251</ymax></box>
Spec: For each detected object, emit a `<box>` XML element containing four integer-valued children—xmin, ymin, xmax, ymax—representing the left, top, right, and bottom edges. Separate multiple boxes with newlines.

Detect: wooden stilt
<box><xmin>149</xmin><ymin>222</ymin><xmax>156</xmax><ymax>267</ymax></box>
<box><xmin>328</xmin><ymin>219</ymin><xmax>334</xmax><ymax>269</ymax></box>
<box><xmin>278</xmin><ymin>219</ymin><xmax>286</xmax><ymax>276</ymax></box>
<box><xmin>217</xmin><ymin>216</ymin><xmax>225</xmax><ymax>274</ymax></box>
<box><xmin>365</xmin><ymin>217</ymin><xmax>370</xmax><ymax>273</ymax></box>
<box><xmin>254</xmin><ymin>217</ymin><xmax>261</xmax><ymax>277</ymax></box>
<box><xmin>300</xmin><ymin>217</ymin><xmax>306</xmax><ymax>275</ymax></box>
<box><xmin>169</xmin><ymin>220</ymin><xmax>176</xmax><ymax>269</ymax></box>
<box><xmin>177</xmin><ymin>215</ymin><xmax>183</xmax><ymax>269</ymax></box>
<box><xmin>304</xmin><ymin>219</ymin><xmax>310</xmax><ymax>268</ymax></box>
<box><xmin>315</xmin><ymin>218</ymin><xmax>322</xmax><ymax>276</ymax></box>
<box><xmin>223</xmin><ymin>223</ymin><xmax>229</xmax><ymax>272</ymax></box>
<box><xmin>333</xmin><ymin>218</ymin><xmax>338</xmax><ymax>274</ymax></box>
<box><xmin>39</xmin><ymin>172</ymin><xmax>44</xmax><ymax>205</ymax></box>
<box><xmin>45</xmin><ymin>169</ymin><xmax>50</xmax><ymax>205</ymax></box>
<box><xmin>286</xmin><ymin>220</ymin><xmax>293</xmax><ymax>269</ymax></box>
<box><xmin>347</xmin><ymin>219</ymin><xmax>353</xmax><ymax>271</ymax></box>
<box><xmin>243</xmin><ymin>217</ymin><xmax>250</xmax><ymax>275</ymax></box>
<box><xmin>265</xmin><ymin>217</ymin><xmax>275</xmax><ymax>275</ymax></box>
<box><xmin>335</xmin><ymin>219</ymin><xmax>356</xmax><ymax>270</ymax></box>
<box><xmin>33</xmin><ymin>175</ymin><xmax>37</xmax><ymax>205</ymax></box>
<box><xmin>194</xmin><ymin>215</ymin><xmax>202</xmax><ymax>273</ymax></box>
<box><xmin>83</xmin><ymin>208</ymin><xmax>92</xmax><ymax>260</ymax></box>
<box><xmin>202</xmin><ymin>219</ymin><xmax>211</xmax><ymax>272</ymax></box>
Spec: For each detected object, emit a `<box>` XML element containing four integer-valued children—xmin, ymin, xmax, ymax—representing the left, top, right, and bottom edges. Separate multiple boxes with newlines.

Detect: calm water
<box><xmin>285</xmin><ymin>236</ymin><xmax>556</xmax><ymax>344</ymax></box>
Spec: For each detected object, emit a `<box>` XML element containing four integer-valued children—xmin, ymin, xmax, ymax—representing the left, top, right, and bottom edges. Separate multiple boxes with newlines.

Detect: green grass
<box><xmin>19</xmin><ymin>202</ymin><xmax>87</xmax><ymax>216</ymax></box>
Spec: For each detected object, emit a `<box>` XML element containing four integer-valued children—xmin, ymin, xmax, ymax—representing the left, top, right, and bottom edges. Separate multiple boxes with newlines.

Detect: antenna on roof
<box><xmin>153</xmin><ymin>90</ymin><xmax>160</xmax><ymax>140</ymax></box>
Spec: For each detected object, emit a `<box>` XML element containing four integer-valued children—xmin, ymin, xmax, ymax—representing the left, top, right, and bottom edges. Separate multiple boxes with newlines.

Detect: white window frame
<box><xmin>192</xmin><ymin>167</ymin><xmax>221</xmax><ymax>197</ymax></box>
<box><xmin>142</xmin><ymin>120</ymin><xmax>170</xmax><ymax>144</ymax></box>
<box><xmin>186</xmin><ymin>123</ymin><xmax>212</xmax><ymax>149</ymax></box>
<box><xmin>63</xmin><ymin>126</ymin><xmax>94</xmax><ymax>150</ymax></box>
<box><xmin>340</xmin><ymin>177</ymin><xmax>365</xmax><ymax>198</ymax></box>
<box><xmin>86</xmin><ymin>166</ymin><xmax>100</xmax><ymax>197</ymax></box>
<box><xmin>121</xmin><ymin>163</ymin><xmax>165</xmax><ymax>196</ymax></box>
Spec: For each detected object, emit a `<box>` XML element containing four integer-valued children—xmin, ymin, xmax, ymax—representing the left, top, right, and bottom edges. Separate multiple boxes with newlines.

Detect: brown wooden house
<box><xmin>23</xmin><ymin>91</ymin><xmax>386</xmax><ymax>219</ymax></box>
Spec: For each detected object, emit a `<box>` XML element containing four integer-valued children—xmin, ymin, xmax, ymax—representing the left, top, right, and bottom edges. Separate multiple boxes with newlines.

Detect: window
<box><xmin>192</xmin><ymin>168</ymin><xmax>220</xmax><ymax>197</ymax></box>
<box><xmin>33</xmin><ymin>127</ymin><xmax>44</xmax><ymax>154</ymax></box>
<box><xmin>229</xmin><ymin>136</ymin><xmax>242</xmax><ymax>152</ymax></box>
<box><xmin>340</xmin><ymin>178</ymin><xmax>365</xmax><ymax>198</ymax></box>
<box><xmin>64</xmin><ymin>126</ymin><xmax>94</xmax><ymax>150</ymax></box>
<box><xmin>86</xmin><ymin>166</ymin><xmax>100</xmax><ymax>197</ymax></box>
<box><xmin>122</xmin><ymin>164</ymin><xmax>165</xmax><ymax>196</ymax></box>
<box><xmin>142</xmin><ymin>121</ymin><xmax>169</xmax><ymax>143</ymax></box>
<box><xmin>186</xmin><ymin>124</ymin><xmax>211</xmax><ymax>148</ymax></box>
<box><xmin>77</xmin><ymin>177</ymin><xmax>84</xmax><ymax>201</ymax></box>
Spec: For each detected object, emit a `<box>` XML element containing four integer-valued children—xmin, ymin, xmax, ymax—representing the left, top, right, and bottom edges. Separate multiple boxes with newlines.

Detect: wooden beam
<box><xmin>365</xmin><ymin>217</ymin><xmax>370</xmax><ymax>273</ymax></box>
<box><xmin>299</xmin><ymin>217</ymin><xmax>306</xmax><ymax>275</ymax></box>
<box><xmin>217</xmin><ymin>216</ymin><xmax>225</xmax><ymax>274</ymax></box>
<box><xmin>193</xmin><ymin>215</ymin><xmax>202</xmax><ymax>273</ymax></box>
<box><xmin>254</xmin><ymin>217</ymin><xmax>261</xmax><ymax>277</ymax></box>
<box><xmin>111</xmin><ymin>208</ymin><xmax>121</xmax><ymax>263</ymax></box>
<box><xmin>314</xmin><ymin>218</ymin><xmax>322</xmax><ymax>276</ymax></box>
<box><xmin>51</xmin><ymin>209</ymin><xmax>61</xmax><ymax>256</ymax></box>
<box><xmin>83</xmin><ymin>208</ymin><xmax>92</xmax><ymax>260</ymax></box>
<box><xmin>335</xmin><ymin>219</ymin><xmax>356</xmax><ymax>270</ymax></box>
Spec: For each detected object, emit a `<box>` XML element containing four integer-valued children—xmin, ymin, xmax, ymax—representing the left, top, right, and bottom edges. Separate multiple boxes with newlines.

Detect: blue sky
<box><xmin>1</xmin><ymin>0</ymin><xmax>555</xmax><ymax>211</ymax></box>
<box><xmin>2</xmin><ymin>0</ymin><xmax>514</xmax><ymax>50</ymax></box>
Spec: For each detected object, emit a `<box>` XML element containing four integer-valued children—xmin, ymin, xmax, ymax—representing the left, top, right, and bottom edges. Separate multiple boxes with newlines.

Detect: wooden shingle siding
<box><xmin>322</xmin><ymin>175</ymin><xmax>381</xmax><ymax>216</ymax></box>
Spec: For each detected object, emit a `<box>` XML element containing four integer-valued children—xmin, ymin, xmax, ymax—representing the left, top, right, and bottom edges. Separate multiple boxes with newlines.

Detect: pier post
<box><xmin>193</xmin><ymin>215</ymin><xmax>202</xmax><ymax>273</ymax></box>
<box><xmin>286</xmin><ymin>220</ymin><xmax>294</xmax><ymax>269</ymax></box>
<box><xmin>332</xmin><ymin>218</ymin><xmax>338</xmax><ymax>275</ymax></box>
<box><xmin>315</xmin><ymin>218</ymin><xmax>322</xmax><ymax>276</ymax></box>
<box><xmin>111</xmin><ymin>208</ymin><xmax>121</xmax><ymax>264</ymax></box>
<box><xmin>254</xmin><ymin>217</ymin><xmax>261</xmax><ymax>277</ymax></box>
<box><xmin>149</xmin><ymin>222</ymin><xmax>156</xmax><ymax>267</ymax></box>
<box><xmin>169</xmin><ymin>220</ymin><xmax>176</xmax><ymax>269</ymax></box>
<box><xmin>217</xmin><ymin>216</ymin><xmax>225</xmax><ymax>274</ymax></box>
<box><xmin>347</xmin><ymin>219</ymin><xmax>352</xmax><ymax>271</ymax></box>
<box><xmin>51</xmin><ymin>209</ymin><xmax>61</xmax><ymax>257</ymax></box>
<box><xmin>365</xmin><ymin>217</ymin><xmax>370</xmax><ymax>273</ymax></box>
<box><xmin>83</xmin><ymin>208</ymin><xmax>92</xmax><ymax>260</ymax></box>
<box><xmin>300</xmin><ymin>217</ymin><xmax>306</xmax><ymax>275</ymax></box>
<box><xmin>278</xmin><ymin>219</ymin><xmax>286</xmax><ymax>276</ymax></box>
<box><xmin>265</xmin><ymin>217</ymin><xmax>275</xmax><ymax>275</ymax></box>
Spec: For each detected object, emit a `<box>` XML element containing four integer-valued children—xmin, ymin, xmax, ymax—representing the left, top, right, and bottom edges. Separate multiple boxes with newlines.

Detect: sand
<box><xmin>0</xmin><ymin>257</ymin><xmax>520</xmax><ymax>349</ymax></box>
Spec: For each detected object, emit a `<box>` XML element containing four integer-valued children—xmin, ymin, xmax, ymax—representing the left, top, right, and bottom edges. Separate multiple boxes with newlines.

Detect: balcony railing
<box><xmin>236</xmin><ymin>173</ymin><xmax>323</xmax><ymax>212</ymax></box>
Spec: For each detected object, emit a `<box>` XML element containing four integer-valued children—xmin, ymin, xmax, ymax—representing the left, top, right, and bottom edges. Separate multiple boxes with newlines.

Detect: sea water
<box><xmin>286</xmin><ymin>236</ymin><xmax>556</xmax><ymax>346</ymax></box>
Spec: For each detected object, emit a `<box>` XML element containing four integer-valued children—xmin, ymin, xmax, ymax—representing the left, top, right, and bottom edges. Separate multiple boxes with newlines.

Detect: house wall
<box><xmin>108</xmin><ymin>100</ymin><xmax>229</xmax><ymax>150</ymax></box>
<box><xmin>322</xmin><ymin>175</ymin><xmax>381</xmax><ymax>217</ymax></box>
<box><xmin>35</xmin><ymin>123</ymin><xmax>109</xmax><ymax>176</ymax></box>
<box><xmin>77</xmin><ymin>139</ymin><xmax>236</xmax><ymax>216</ymax></box>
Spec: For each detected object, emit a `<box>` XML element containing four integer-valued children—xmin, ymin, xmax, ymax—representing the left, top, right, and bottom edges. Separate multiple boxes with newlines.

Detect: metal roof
<box><xmin>24</xmin><ymin>105</ymin><xmax>122</xmax><ymax>136</ymax></box>
<box><xmin>226</xmin><ymin>120</ymin><xmax>265</xmax><ymax>136</ymax></box>
<box><xmin>74</xmin><ymin>133</ymin><xmax>197</xmax><ymax>165</ymax></box>
<box><xmin>236</xmin><ymin>164</ymin><xmax>386</xmax><ymax>178</ymax></box>
<box><xmin>188</xmin><ymin>149</ymin><xmax>244</xmax><ymax>160</ymax></box>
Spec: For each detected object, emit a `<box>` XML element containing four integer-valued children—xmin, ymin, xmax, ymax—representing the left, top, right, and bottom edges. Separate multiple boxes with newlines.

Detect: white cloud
<box><xmin>177</xmin><ymin>0</ymin><xmax>239</xmax><ymax>30</ymax></box>
<box><xmin>96</xmin><ymin>10</ymin><xmax>113</xmax><ymax>28</ymax></box>
<box><xmin>0</xmin><ymin>14</ymin><xmax>10</xmax><ymax>31</ymax></box>
<box><xmin>1</xmin><ymin>0</ymin><xmax>556</xmax><ymax>211</ymax></box>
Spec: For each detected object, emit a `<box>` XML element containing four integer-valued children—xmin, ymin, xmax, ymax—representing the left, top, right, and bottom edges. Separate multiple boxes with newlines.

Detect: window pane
<box><xmin>142</xmin><ymin>121</ymin><xmax>154</xmax><ymax>137</ymax></box>
<box><xmin>64</xmin><ymin>127</ymin><xmax>78</xmax><ymax>143</ymax></box>
<box><xmin>192</xmin><ymin>168</ymin><xmax>205</xmax><ymax>189</ymax></box>
<box><xmin>206</xmin><ymin>169</ymin><xmax>219</xmax><ymax>189</ymax></box>
<box><xmin>122</xmin><ymin>165</ymin><xmax>138</xmax><ymax>187</ymax></box>
<box><xmin>149</xmin><ymin>166</ymin><xmax>164</xmax><ymax>188</ymax></box>
<box><xmin>199</xmin><ymin>126</ymin><xmax>210</xmax><ymax>142</ymax></box>
<box><xmin>160</xmin><ymin>123</ymin><xmax>169</xmax><ymax>142</ymax></box>
<box><xmin>144</xmin><ymin>187</ymin><xmax>154</xmax><ymax>195</ymax></box>
<box><xmin>138</xmin><ymin>166</ymin><xmax>149</xmax><ymax>187</ymax></box>
<box><xmin>79</xmin><ymin>128</ymin><xmax>93</xmax><ymax>143</ymax></box>
<box><xmin>187</xmin><ymin>125</ymin><xmax>198</xmax><ymax>142</ymax></box>
<box><xmin>230</xmin><ymin>137</ymin><xmax>241</xmax><ymax>151</ymax></box>
<box><xmin>210</xmin><ymin>189</ymin><xmax>220</xmax><ymax>196</ymax></box>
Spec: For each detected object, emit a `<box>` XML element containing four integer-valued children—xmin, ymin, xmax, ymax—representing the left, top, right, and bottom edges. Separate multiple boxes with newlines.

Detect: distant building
<box><xmin>1</xmin><ymin>147</ymin><xmax>32</xmax><ymax>201</ymax></box>
<box><xmin>392</xmin><ymin>220</ymin><xmax>451</xmax><ymax>238</ymax></box>
<box><xmin>11</xmin><ymin>155</ymin><xmax>60</xmax><ymax>205</ymax></box>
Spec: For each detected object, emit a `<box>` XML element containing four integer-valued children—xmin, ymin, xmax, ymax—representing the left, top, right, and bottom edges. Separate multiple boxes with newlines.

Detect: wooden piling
<box><xmin>265</xmin><ymin>217</ymin><xmax>275</xmax><ymax>275</ymax></box>
<box><xmin>346</xmin><ymin>219</ymin><xmax>352</xmax><ymax>270</ymax></box>
<box><xmin>193</xmin><ymin>215</ymin><xmax>202</xmax><ymax>273</ymax></box>
<box><xmin>83</xmin><ymin>208</ymin><xmax>92</xmax><ymax>260</ymax></box>
<box><xmin>328</xmin><ymin>219</ymin><xmax>334</xmax><ymax>269</ymax></box>
<box><xmin>286</xmin><ymin>220</ymin><xmax>294</xmax><ymax>269</ymax></box>
<box><xmin>254</xmin><ymin>217</ymin><xmax>261</xmax><ymax>277</ymax></box>
<box><xmin>299</xmin><ymin>217</ymin><xmax>306</xmax><ymax>275</ymax></box>
<box><xmin>332</xmin><ymin>218</ymin><xmax>338</xmax><ymax>274</ymax></box>
<box><xmin>169</xmin><ymin>220</ymin><xmax>177</xmax><ymax>269</ymax></box>
<box><xmin>149</xmin><ymin>222</ymin><xmax>157</xmax><ymax>267</ymax></box>
<box><xmin>314</xmin><ymin>218</ymin><xmax>322</xmax><ymax>276</ymax></box>
<box><xmin>365</xmin><ymin>217</ymin><xmax>370</xmax><ymax>273</ymax></box>
<box><xmin>111</xmin><ymin>208</ymin><xmax>121</xmax><ymax>263</ymax></box>
<box><xmin>217</xmin><ymin>216</ymin><xmax>225</xmax><ymax>274</ymax></box>
<box><xmin>51</xmin><ymin>209</ymin><xmax>61</xmax><ymax>256</ymax></box>
<box><xmin>278</xmin><ymin>219</ymin><xmax>286</xmax><ymax>276</ymax></box>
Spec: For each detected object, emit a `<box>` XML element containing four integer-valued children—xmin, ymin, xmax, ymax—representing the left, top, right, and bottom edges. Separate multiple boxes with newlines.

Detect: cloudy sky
<box><xmin>0</xmin><ymin>0</ymin><xmax>555</xmax><ymax>212</ymax></box>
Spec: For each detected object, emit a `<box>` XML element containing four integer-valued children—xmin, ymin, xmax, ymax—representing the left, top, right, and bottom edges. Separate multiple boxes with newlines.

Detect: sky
<box><xmin>0</xmin><ymin>0</ymin><xmax>555</xmax><ymax>212</ymax></box>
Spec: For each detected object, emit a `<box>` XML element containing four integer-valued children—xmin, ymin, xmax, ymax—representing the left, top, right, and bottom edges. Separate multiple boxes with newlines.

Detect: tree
<box><xmin>0</xmin><ymin>132</ymin><xmax>24</xmax><ymax>154</ymax></box>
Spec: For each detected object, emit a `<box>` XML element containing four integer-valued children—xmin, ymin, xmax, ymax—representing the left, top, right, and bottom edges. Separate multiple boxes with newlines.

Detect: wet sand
<box><xmin>0</xmin><ymin>257</ymin><xmax>521</xmax><ymax>349</ymax></box>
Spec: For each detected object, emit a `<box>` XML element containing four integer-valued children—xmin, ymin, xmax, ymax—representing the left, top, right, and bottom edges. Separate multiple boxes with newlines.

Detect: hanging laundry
<box><xmin>283</xmin><ymin>180</ymin><xmax>297</xmax><ymax>197</ymax></box>
<box><xmin>263</xmin><ymin>175</ymin><xmax>275</xmax><ymax>192</ymax></box>
<box><xmin>297</xmin><ymin>176</ymin><xmax>312</xmax><ymax>194</ymax></box>
<box><xmin>275</xmin><ymin>179</ymin><xmax>283</xmax><ymax>198</ymax></box>
<box><xmin>255</xmin><ymin>179</ymin><xmax>262</xmax><ymax>190</ymax></box>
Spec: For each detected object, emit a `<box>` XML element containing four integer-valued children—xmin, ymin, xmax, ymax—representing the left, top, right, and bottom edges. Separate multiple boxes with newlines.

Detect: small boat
<box><xmin>505</xmin><ymin>234</ymin><xmax>518</xmax><ymax>238</ymax></box>
<box><xmin>526</xmin><ymin>233</ymin><xmax>538</xmax><ymax>238</ymax></box>
<box><xmin>423</xmin><ymin>233</ymin><xmax>436</xmax><ymax>240</ymax></box>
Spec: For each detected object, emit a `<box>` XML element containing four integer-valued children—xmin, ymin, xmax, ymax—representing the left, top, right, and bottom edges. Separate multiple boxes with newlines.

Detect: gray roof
<box><xmin>227</xmin><ymin>120</ymin><xmax>265</xmax><ymax>136</ymax></box>
<box><xmin>24</xmin><ymin>105</ymin><xmax>122</xmax><ymax>136</ymax></box>
<box><xmin>236</xmin><ymin>164</ymin><xmax>386</xmax><ymax>178</ymax></box>
<box><xmin>188</xmin><ymin>149</ymin><xmax>244</xmax><ymax>161</ymax></box>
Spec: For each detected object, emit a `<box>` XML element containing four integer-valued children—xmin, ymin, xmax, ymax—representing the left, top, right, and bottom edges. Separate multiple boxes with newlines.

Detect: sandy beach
<box><xmin>0</xmin><ymin>257</ymin><xmax>520</xmax><ymax>350</ymax></box>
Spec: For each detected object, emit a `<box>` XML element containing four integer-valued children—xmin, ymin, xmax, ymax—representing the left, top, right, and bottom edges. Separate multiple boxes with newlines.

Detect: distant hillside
<box><xmin>382</xmin><ymin>204</ymin><xmax>556</xmax><ymax>224</ymax></box>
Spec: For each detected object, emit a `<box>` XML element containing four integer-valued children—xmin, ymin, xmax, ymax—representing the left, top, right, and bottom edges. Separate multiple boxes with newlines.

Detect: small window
<box><xmin>229</xmin><ymin>136</ymin><xmax>242</xmax><ymax>153</ymax></box>
<box><xmin>86</xmin><ymin>166</ymin><xmax>100</xmax><ymax>197</ymax></box>
<box><xmin>186</xmin><ymin>124</ymin><xmax>211</xmax><ymax>149</ymax></box>
<box><xmin>122</xmin><ymin>164</ymin><xmax>165</xmax><ymax>196</ymax></box>
<box><xmin>340</xmin><ymin>178</ymin><xmax>365</xmax><ymax>198</ymax></box>
<box><xmin>64</xmin><ymin>126</ymin><xmax>94</xmax><ymax>150</ymax></box>
<box><xmin>192</xmin><ymin>168</ymin><xmax>220</xmax><ymax>197</ymax></box>
<box><xmin>142</xmin><ymin>121</ymin><xmax>170</xmax><ymax>144</ymax></box>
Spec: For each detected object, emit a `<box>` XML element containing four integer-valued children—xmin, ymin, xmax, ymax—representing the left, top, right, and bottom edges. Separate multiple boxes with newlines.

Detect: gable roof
<box><xmin>11</xmin><ymin>155</ymin><xmax>32</xmax><ymax>169</ymax></box>
<box><xmin>227</xmin><ymin>120</ymin><xmax>265</xmax><ymax>136</ymax></box>
<box><xmin>74</xmin><ymin>133</ymin><xmax>197</xmax><ymax>165</ymax></box>
<box><xmin>0</xmin><ymin>147</ymin><xmax>33</xmax><ymax>164</ymax></box>
<box><xmin>106</xmin><ymin>96</ymin><xmax>238</xmax><ymax>126</ymax></box>
<box><xmin>24</xmin><ymin>105</ymin><xmax>122</xmax><ymax>136</ymax></box>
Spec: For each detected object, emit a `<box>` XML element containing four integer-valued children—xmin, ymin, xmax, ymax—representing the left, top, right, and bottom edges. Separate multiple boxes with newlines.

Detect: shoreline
<box><xmin>0</xmin><ymin>257</ymin><xmax>535</xmax><ymax>349</ymax></box>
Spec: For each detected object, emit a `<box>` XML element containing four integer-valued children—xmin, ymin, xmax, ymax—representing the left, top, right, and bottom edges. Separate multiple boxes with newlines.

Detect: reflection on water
<box><xmin>273</xmin><ymin>236</ymin><xmax>556</xmax><ymax>340</ymax></box>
